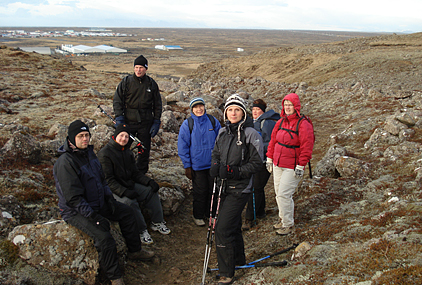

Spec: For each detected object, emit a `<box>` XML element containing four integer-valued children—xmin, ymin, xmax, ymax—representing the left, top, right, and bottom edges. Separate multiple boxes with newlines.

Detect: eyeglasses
<box><xmin>284</xmin><ymin>104</ymin><xmax>294</xmax><ymax>107</ymax></box>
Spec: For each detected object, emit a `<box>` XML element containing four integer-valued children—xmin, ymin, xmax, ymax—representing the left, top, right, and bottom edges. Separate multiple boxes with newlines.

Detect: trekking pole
<box><xmin>201</xmin><ymin>178</ymin><xmax>217</xmax><ymax>284</ymax></box>
<box><xmin>207</xmin><ymin>244</ymin><xmax>298</xmax><ymax>272</ymax></box>
<box><xmin>235</xmin><ymin>260</ymin><xmax>287</xmax><ymax>269</ymax></box>
<box><xmin>201</xmin><ymin>178</ymin><xmax>225</xmax><ymax>285</ymax></box>
<box><xmin>252</xmin><ymin>188</ymin><xmax>256</xmax><ymax>227</ymax></box>
<box><xmin>96</xmin><ymin>104</ymin><xmax>146</xmax><ymax>151</ymax></box>
<box><xmin>208</xmin><ymin>260</ymin><xmax>288</xmax><ymax>272</ymax></box>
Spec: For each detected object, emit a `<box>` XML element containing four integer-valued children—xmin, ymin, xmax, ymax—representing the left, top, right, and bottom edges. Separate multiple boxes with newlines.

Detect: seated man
<box><xmin>53</xmin><ymin>120</ymin><xmax>154</xmax><ymax>285</ymax></box>
<box><xmin>98</xmin><ymin>124</ymin><xmax>170</xmax><ymax>245</ymax></box>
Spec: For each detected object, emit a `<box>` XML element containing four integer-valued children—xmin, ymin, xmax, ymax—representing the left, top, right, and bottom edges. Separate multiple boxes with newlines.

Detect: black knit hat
<box><xmin>113</xmin><ymin>123</ymin><xmax>130</xmax><ymax>138</ymax></box>
<box><xmin>133</xmin><ymin>55</ymin><xmax>148</xmax><ymax>69</ymax></box>
<box><xmin>68</xmin><ymin>120</ymin><xmax>90</xmax><ymax>146</ymax></box>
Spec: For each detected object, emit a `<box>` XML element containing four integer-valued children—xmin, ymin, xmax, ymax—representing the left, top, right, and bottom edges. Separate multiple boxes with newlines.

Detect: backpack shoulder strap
<box><xmin>188</xmin><ymin>114</ymin><xmax>216</xmax><ymax>134</ymax></box>
<box><xmin>187</xmin><ymin>117</ymin><xmax>194</xmax><ymax>133</ymax></box>
<box><xmin>207</xmin><ymin>114</ymin><xmax>216</xmax><ymax>129</ymax></box>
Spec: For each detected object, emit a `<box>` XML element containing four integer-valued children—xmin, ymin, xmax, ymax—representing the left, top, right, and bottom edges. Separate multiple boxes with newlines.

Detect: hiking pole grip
<box><xmin>96</xmin><ymin>105</ymin><xmax>146</xmax><ymax>150</ymax></box>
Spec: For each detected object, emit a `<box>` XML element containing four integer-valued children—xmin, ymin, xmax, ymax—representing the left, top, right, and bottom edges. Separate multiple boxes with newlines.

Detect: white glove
<box><xmin>266</xmin><ymin>158</ymin><xmax>273</xmax><ymax>173</ymax></box>
<box><xmin>294</xmin><ymin>165</ymin><xmax>304</xmax><ymax>178</ymax></box>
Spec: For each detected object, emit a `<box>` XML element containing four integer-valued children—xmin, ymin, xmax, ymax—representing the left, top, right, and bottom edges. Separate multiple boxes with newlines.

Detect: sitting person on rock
<box><xmin>53</xmin><ymin>120</ymin><xmax>154</xmax><ymax>285</ymax></box>
<box><xmin>98</xmin><ymin>124</ymin><xmax>170</xmax><ymax>245</ymax></box>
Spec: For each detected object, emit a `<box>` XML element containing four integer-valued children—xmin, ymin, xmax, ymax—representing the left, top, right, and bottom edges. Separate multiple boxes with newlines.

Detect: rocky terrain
<box><xmin>1</xmin><ymin>31</ymin><xmax>422</xmax><ymax>285</ymax></box>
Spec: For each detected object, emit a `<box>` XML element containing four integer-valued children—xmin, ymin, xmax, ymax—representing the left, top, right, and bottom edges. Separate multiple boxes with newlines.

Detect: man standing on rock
<box><xmin>53</xmin><ymin>119</ymin><xmax>154</xmax><ymax>285</ymax></box>
<box><xmin>113</xmin><ymin>55</ymin><xmax>162</xmax><ymax>174</ymax></box>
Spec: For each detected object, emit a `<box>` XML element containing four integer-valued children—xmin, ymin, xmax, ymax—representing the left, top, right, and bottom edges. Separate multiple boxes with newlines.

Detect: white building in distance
<box><xmin>155</xmin><ymin>45</ymin><xmax>183</xmax><ymax>51</ymax></box>
<box><xmin>60</xmin><ymin>44</ymin><xmax>127</xmax><ymax>54</ymax></box>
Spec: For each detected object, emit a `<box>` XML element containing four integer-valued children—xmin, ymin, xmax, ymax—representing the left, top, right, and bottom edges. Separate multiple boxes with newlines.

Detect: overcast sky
<box><xmin>1</xmin><ymin>0</ymin><xmax>421</xmax><ymax>33</ymax></box>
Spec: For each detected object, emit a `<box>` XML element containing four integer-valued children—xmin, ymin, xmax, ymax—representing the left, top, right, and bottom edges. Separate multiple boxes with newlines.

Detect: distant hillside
<box><xmin>191</xmin><ymin>32</ymin><xmax>422</xmax><ymax>90</ymax></box>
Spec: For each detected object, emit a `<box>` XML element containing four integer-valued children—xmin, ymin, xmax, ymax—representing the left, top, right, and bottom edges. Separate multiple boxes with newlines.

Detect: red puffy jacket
<box><xmin>266</xmin><ymin>93</ymin><xmax>314</xmax><ymax>169</ymax></box>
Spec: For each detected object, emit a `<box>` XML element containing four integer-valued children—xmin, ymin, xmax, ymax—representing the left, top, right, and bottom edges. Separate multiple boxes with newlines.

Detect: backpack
<box><xmin>187</xmin><ymin>114</ymin><xmax>216</xmax><ymax>134</ymax></box>
<box><xmin>278</xmin><ymin>114</ymin><xmax>315</xmax><ymax>178</ymax></box>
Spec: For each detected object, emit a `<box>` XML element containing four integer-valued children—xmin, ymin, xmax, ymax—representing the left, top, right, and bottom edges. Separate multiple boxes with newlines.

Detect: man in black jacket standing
<box><xmin>53</xmin><ymin>120</ymin><xmax>154</xmax><ymax>285</ymax></box>
<box><xmin>113</xmin><ymin>55</ymin><xmax>162</xmax><ymax>174</ymax></box>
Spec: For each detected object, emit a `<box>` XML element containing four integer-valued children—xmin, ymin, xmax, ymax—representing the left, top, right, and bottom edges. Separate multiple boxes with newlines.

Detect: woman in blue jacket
<box><xmin>177</xmin><ymin>98</ymin><xmax>221</xmax><ymax>226</ymax></box>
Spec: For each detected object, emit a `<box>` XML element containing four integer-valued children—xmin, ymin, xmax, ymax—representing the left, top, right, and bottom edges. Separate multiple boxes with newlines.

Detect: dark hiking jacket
<box><xmin>113</xmin><ymin>73</ymin><xmax>162</xmax><ymax>124</ymax></box>
<box><xmin>253</xmin><ymin>109</ymin><xmax>280</xmax><ymax>157</ymax></box>
<box><xmin>97</xmin><ymin>138</ymin><xmax>152</xmax><ymax>198</ymax></box>
<box><xmin>211</xmin><ymin>116</ymin><xmax>264</xmax><ymax>194</ymax></box>
<box><xmin>53</xmin><ymin>142</ymin><xmax>113</xmax><ymax>221</ymax></box>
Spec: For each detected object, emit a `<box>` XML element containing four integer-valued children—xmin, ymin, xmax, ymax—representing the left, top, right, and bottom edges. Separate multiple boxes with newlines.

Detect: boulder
<box><xmin>8</xmin><ymin>220</ymin><xmax>126</xmax><ymax>285</ymax></box>
<box><xmin>334</xmin><ymin>156</ymin><xmax>371</xmax><ymax>178</ymax></box>
<box><xmin>1</xmin><ymin>131</ymin><xmax>42</xmax><ymax>164</ymax></box>
<box><xmin>314</xmin><ymin>144</ymin><xmax>347</xmax><ymax>178</ymax></box>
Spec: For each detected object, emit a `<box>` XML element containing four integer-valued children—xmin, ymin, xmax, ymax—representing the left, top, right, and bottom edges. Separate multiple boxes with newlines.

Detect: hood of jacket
<box><xmin>281</xmin><ymin>93</ymin><xmax>301</xmax><ymax>117</ymax></box>
<box><xmin>258</xmin><ymin>109</ymin><xmax>280</xmax><ymax>121</ymax></box>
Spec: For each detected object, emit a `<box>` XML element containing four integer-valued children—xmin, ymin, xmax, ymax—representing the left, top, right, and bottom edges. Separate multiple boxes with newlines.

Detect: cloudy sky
<box><xmin>0</xmin><ymin>0</ymin><xmax>421</xmax><ymax>33</ymax></box>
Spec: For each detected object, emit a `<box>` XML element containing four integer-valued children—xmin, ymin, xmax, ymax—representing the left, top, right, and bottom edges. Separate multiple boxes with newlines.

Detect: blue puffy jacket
<box><xmin>177</xmin><ymin>112</ymin><xmax>221</xmax><ymax>171</ymax></box>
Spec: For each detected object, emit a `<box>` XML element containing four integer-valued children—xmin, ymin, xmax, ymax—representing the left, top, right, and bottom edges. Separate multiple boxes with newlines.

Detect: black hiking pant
<box><xmin>192</xmin><ymin>169</ymin><xmax>217</xmax><ymax>219</ymax></box>
<box><xmin>66</xmin><ymin>200</ymin><xmax>142</xmax><ymax>280</ymax></box>
<box><xmin>245</xmin><ymin>165</ymin><xmax>270</xmax><ymax>220</ymax></box>
<box><xmin>128</xmin><ymin>121</ymin><xmax>152</xmax><ymax>174</ymax></box>
<box><xmin>215</xmin><ymin>191</ymin><xmax>250</xmax><ymax>278</ymax></box>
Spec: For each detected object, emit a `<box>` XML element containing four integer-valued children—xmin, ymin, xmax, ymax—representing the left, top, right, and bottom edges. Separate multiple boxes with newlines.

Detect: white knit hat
<box><xmin>224</xmin><ymin>94</ymin><xmax>247</xmax><ymax>120</ymax></box>
<box><xmin>224</xmin><ymin>94</ymin><xmax>248</xmax><ymax>146</ymax></box>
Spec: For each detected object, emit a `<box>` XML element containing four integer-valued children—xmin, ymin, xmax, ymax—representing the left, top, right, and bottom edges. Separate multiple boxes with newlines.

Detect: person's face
<box><xmin>115</xmin><ymin>131</ymin><xmax>130</xmax><ymax>147</ymax></box>
<box><xmin>75</xmin><ymin>131</ymin><xmax>90</xmax><ymax>149</ymax></box>
<box><xmin>226</xmin><ymin>106</ymin><xmax>244</xmax><ymax>124</ymax></box>
<box><xmin>284</xmin><ymin>100</ymin><xmax>295</xmax><ymax>116</ymax></box>
<box><xmin>192</xmin><ymin>104</ymin><xmax>205</xmax><ymax>117</ymax></box>
<box><xmin>134</xmin><ymin>65</ymin><xmax>147</xmax><ymax>78</ymax></box>
<box><xmin>252</xmin><ymin>107</ymin><xmax>264</xmax><ymax>119</ymax></box>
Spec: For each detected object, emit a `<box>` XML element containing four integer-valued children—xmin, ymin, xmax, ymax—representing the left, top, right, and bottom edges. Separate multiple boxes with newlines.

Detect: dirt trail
<box><xmin>121</xmin><ymin>175</ymin><xmax>289</xmax><ymax>285</ymax></box>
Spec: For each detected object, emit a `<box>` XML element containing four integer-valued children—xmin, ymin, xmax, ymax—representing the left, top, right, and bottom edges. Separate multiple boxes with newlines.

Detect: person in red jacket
<box><xmin>266</xmin><ymin>93</ymin><xmax>314</xmax><ymax>235</ymax></box>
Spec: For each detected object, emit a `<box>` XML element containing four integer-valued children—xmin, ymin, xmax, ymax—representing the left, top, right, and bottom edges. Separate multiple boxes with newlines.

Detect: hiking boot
<box><xmin>256</xmin><ymin>213</ymin><xmax>266</xmax><ymax>219</ymax></box>
<box><xmin>218</xmin><ymin>276</ymin><xmax>234</xmax><ymax>284</ymax></box>
<box><xmin>140</xmin><ymin>230</ymin><xmax>153</xmax><ymax>244</ymax></box>
<box><xmin>242</xmin><ymin>219</ymin><xmax>254</xmax><ymax>231</ymax></box>
<box><xmin>151</xmin><ymin>221</ymin><xmax>171</xmax><ymax>235</ymax></box>
<box><xmin>111</xmin><ymin>278</ymin><xmax>125</xmax><ymax>285</ymax></box>
<box><xmin>127</xmin><ymin>248</ymin><xmax>155</xmax><ymax>261</ymax></box>
<box><xmin>193</xmin><ymin>216</ymin><xmax>205</xmax><ymax>226</ymax></box>
<box><xmin>273</xmin><ymin>219</ymin><xmax>283</xmax><ymax>229</ymax></box>
<box><xmin>276</xmin><ymin>226</ymin><xmax>295</xmax><ymax>236</ymax></box>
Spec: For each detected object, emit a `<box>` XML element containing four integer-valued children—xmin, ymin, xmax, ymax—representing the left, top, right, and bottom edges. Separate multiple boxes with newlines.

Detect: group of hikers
<box><xmin>53</xmin><ymin>55</ymin><xmax>314</xmax><ymax>285</ymax></box>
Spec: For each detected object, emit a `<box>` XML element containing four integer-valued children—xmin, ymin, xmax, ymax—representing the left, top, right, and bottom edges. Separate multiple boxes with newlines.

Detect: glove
<box><xmin>219</xmin><ymin>165</ymin><xmax>228</xmax><ymax>179</ymax></box>
<box><xmin>149</xmin><ymin>119</ymin><xmax>161</xmax><ymax>138</ymax></box>
<box><xmin>115</xmin><ymin>116</ymin><xmax>125</xmax><ymax>128</ymax></box>
<box><xmin>88</xmin><ymin>212</ymin><xmax>110</xmax><ymax>232</ymax></box>
<box><xmin>227</xmin><ymin>165</ymin><xmax>240</xmax><ymax>180</ymax></box>
<box><xmin>294</xmin><ymin>165</ymin><xmax>304</xmax><ymax>178</ymax></box>
<box><xmin>124</xmin><ymin>189</ymin><xmax>139</xmax><ymax>199</ymax></box>
<box><xmin>148</xmin><ymin>179</ymin><xmax>160</xmax><ymax>193</ymax></box>
<box><xmin>210</xmin><ymin>162</ymin><xmax>220</xmax><ymax>178</ymax></box>
<box><xmin>185</xmin><ymin>167</ymin><xmax>193</xmax><ymax>180</ymax></box>
<box><xmin>105</xmin><ymin>195</ymin><xmax>116</xmax><ymax>215</ymax></box>
<box><xmin>266</xmin><ymin>158</ymin><xmax>273</xmax><ymax>173</ymax></box>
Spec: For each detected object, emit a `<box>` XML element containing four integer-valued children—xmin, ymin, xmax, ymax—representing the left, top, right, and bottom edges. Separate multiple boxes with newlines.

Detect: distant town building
<box><xmin>59</xmin><ymin>44</ymin><xmax>127</xmax><ymax>54</ymax></box>
<box><xmin>155</xmin><ymin>45</ymin><xmax>183</xmax><ymax>51</ymax></box>
<box><xmin>19</xmin><ymin>47</ymin><xmax>53</xmax><ymax>55</ymax></box>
